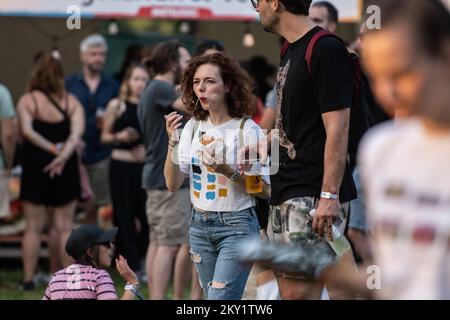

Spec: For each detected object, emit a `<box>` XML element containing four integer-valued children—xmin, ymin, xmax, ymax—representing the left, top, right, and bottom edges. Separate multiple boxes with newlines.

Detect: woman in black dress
<box><xmin>17</xmin><ymin>53</ymin><xmax>85</xmax><ymax>289</ymax></box>
<box><xmin>101</xmin><ymin>64</ymin><xmax>149</xmax><ymax>272</ymax></box>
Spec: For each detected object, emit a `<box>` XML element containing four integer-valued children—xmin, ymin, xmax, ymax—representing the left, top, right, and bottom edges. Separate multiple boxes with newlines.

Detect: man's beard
<box><xmin>87</xmin><ymin>63</ymin><xmax>102</xmax><ymax>75</ymax></box>
<box><xmin>262</xmin><ymin>15</ymin><xmax>280</xmax><ymax>35</ymax></box>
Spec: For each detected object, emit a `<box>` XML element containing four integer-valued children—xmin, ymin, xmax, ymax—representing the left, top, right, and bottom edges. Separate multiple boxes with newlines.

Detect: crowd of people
<box><xmin>0</xmin><ymin>0</ymin><xmax>449</xmax><ymax>300</ymax></box>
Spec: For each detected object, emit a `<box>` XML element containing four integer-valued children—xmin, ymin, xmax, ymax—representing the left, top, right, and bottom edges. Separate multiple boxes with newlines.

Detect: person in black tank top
<box><xmin>101</xmin><ymin>64</ymin><xmax>149</xmax><ymax>272</ymax></box>
<box><xmin>17</xmin><ymin>53</ymin><xmax>85</xmax><ymax>290</ymax></box>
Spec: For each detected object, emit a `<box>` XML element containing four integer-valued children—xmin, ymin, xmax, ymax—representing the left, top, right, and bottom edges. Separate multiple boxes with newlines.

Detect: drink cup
<box><xmin>244</xmin><ymin>162</ymin><xmax>263</xmax><ymax>194</ymax></box>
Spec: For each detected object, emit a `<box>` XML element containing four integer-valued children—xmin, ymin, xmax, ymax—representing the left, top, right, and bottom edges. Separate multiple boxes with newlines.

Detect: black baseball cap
<box><xmin>65</xmin><ymin>224</ymin><xmax>118</xmax><ymax>259</ymax></box>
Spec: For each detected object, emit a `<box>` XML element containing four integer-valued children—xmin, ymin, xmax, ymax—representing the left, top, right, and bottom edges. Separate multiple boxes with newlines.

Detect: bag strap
<box><xmin>238</xmin><ymin>118</ymin><xmax>248</xmax><ymax>149</ymax></box>
<box><xmin>305</xmin><ymin>31</ymin><xmax>362</xmax><ymax>116</ymax></box>
<box><xmin>305</xmin><ymin>30</ymin><xmax>340</xmax><ymax>75</ymax></box>
<box><xmin>280</xmin><ymin>40</ymin><xmax>290</xmax><ymax>60</ymax></box>
<box><xmin>191</xmin><ymin>119</ymin><xmax>199</xmax><ymax>142</ymax></box>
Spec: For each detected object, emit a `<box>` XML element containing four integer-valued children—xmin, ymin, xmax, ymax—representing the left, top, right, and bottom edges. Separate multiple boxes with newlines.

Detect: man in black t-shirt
<box><xmin>250</xmin><ymin>0</ymin><xmax>356</xmax><ymax>299</ymax></box>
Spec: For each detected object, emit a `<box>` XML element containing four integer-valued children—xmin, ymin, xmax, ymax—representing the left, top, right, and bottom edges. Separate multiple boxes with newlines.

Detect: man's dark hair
<box><xmin>144</xmin><ymin>40</ymin><xmax>184</xmax><ymax>75</ymax></box>
<box><xmin>280</xmin><ymin>0</ymin><xmax>312</xmax><ymax>16</ymax></box>
<box><xmin>195</xmin><ymin>39</ymin><xmax>225</xmax><ymax>56</ymax></box>
<box><xmin>312</xmin><ymin>1</ymin><xmax>339</xmax><ymax>24</ymax></box>
<box><xmin>374</xmin><ymin>0</ymin><xmax>450</xmax><ymax>58</ymax></box>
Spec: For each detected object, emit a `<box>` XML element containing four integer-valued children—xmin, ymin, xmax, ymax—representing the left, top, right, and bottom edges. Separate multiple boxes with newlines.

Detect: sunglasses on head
<box><xmin>251</xmin><ymin>0</ymin><xmax>259</xmax><ymax>8</ymax></box>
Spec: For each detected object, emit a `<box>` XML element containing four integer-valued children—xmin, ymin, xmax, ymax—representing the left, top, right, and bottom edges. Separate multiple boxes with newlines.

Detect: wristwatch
<box><xmin>320</xmin><ymin>191</ymin><xmax>338</xmax><ymax>200</ymax></box>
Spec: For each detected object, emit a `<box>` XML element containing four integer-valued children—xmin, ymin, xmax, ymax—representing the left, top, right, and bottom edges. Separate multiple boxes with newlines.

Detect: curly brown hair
<box><xmin>180</xmin><ymin>53</ymin><xmax>256</xmax><ymax>121</ymax></box>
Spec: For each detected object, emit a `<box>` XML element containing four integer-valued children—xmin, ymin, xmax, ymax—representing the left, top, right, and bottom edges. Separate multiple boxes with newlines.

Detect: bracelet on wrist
<box><xmin>320</xmin><ymin>191</ymin><xmax>339</xmax><ymax>200</ymax></box>
<box><xmin>229</xmin><ymin>168</ymin><xmax>241</xmax><ymax>182</ymax></box>
<box><xmin>124</xmin><ymin>283</ymin><xmax>144</xmax><ymax>300</ymax></box>
<box><xmin>126</xmin><ymin>281</ymin><xmax>140</xmax><ymax>287</ymax></box>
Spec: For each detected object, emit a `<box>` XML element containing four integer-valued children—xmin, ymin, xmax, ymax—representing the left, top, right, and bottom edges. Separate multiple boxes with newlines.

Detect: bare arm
<box><xmin>260</xmin><ymin>107</ymin><xmax>276</xmax><ymax>130</ymax></box>
<box><xmin>321</xmin><ymin>251</ymin><xmax>375</xmax><ymax>299</ymax></box>
<box><xmin>58</xmin><ymin>95</ymin><xmax>85</xmax><ymax>161</ymax></box>
<box><xmin>1</xmin><ymin>117</ymin><xmax>17</xmax><ymax>171</ymax></box>
<box><xmin>115</xmin><ymin>255</ymin><xmax>141</xmax><ymax>300</ymax></box>
<box><xmin>321</xmin><ymin>108</ymin><xmax>350</xmax><ymax>195</ymax></box>
<box><xmin>313</xmin><ymin>108</ymin><xmax>350</xmax><ymax>239</ymax></box>
<box><xmin>17</xmin><ymin>94</ymin><xmax>56</xmax><ymax>155</ymax></box>
<box><xmin>164</xmin><ymin>144</ymin><xmax>187</xmax><ymax>192</ymax></box>
<box><xmin>101</xmin><ymin>98</ymin><xmax>119</xmax><ymax>145</ymax></box>
<box><xmin>164</xmin><ymin>112</ymin><xmax>187</xmax><ymax>192</ymax></box>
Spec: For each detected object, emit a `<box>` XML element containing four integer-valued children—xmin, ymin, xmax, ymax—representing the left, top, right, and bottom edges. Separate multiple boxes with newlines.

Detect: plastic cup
<box><xmin>244</xmin><ymin>162</ymin><xmax>263</xmax><ymax>194</ymax></box>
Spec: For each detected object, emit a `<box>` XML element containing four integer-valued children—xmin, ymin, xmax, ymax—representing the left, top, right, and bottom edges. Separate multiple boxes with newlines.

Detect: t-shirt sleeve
<box><xmin>178</xmin><ymin>119</ymin><xmax>194</xmax><ymax>175</ymax></box>
<box><xmin>95</xmin><ymin>270</ymin><xmax>118</xmax><ymax>300</ymax></box>
<box><xmin>154</xmin><ymin>82</ymin><xmax>178</xmax><ymax>111</ymax></box>
<box><xmin>0</xmin><ymin>85</ymin><xmax>15</xmax><ymax>118</ymax></box>
<box><xmin>42</xmin><ymin>284</ymin><xmax>52</xmax><ymax>300</ymax></box>
<box><xmin>265</xmin><ymin>86</ymin><xmax>277</xmax><ymax>110</ymax></box>
<box><xmin>243</xmin><ymin>120</ymin><xmax>271</xmax><ymax>185</ymax></box>
<box><xmin>310</xmin><ymin>37</ymin><xmax>354</xmax><ymax>114</ymax></box>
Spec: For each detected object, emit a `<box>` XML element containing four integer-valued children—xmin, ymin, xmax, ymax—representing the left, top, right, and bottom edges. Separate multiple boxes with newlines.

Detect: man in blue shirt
<box><xmin>66</xmin><ymin>34</ymin><xmax>119</xmax><ymax>223</ymax></box>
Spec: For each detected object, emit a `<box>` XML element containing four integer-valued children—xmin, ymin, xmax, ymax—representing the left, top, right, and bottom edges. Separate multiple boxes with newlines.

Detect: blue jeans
<box><xmin>189</xmin><ymin>207</ymin><xmax>259</xmax><ymax>300</ymax></box>
<box><xmin>349</xmin><ymin>167</ymin><xmax>369</xmax><ymax>232</ymax></box>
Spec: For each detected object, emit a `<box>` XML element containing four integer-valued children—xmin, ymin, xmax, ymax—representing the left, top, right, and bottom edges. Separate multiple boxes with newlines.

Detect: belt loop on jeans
<box><xmin>250</xmin><ymin>206</ymin><xmax>257</xmax><ymax>219</ymax></box>
<box><xmin>217</xmin><ymin>211</ymin><xmax>224</xmax><ymax>224</ymax></box>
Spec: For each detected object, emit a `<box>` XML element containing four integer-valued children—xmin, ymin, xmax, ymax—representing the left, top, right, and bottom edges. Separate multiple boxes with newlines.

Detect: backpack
<box><xmin>280</xmin><ymin>30</ymin><xmax>390</xmax><ymax>163</ymax></box>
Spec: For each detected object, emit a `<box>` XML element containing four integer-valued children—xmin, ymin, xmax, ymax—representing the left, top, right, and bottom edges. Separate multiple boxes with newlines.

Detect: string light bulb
<box><xmin>179</xmin><ymin>21</ymin><xmax>191</xmax><ymax>34</ymax></box>
<box><xmin>243</xmin><ymin>24</ymin><xmax>255</xmax><ymax>48</ymax></box>
<box><xmin>108</xmin><ymin>19</ymin><xmax>119</xmax><ymax>35</ymax></box>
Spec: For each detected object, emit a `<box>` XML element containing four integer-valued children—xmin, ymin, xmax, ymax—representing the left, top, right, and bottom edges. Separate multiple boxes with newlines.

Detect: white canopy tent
<box><xmin>0</xmin><ymin>0</ymin><xmax>362</xmax><ymax>22</ymax></box>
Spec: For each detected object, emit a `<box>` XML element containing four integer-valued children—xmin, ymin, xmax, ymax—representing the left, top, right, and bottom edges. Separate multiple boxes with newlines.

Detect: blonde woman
<box><xmin>101</xmin><ymin>64</ymin><xmax>149</xmax><ymax>272</ymax></box>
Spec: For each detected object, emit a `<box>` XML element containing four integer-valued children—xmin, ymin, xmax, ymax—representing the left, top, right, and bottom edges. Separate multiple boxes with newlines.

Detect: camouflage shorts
<box><xmin>267</xmin><ymin>197</ymin><xmax>349</xmax><ymax>278</ymax></box>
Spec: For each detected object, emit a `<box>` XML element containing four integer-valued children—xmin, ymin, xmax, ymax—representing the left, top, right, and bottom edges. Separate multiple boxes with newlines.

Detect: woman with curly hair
<box><xmin>163</xmin><ymin>53</ymin><xmax>270</xmax><ymax>299</ymax></box>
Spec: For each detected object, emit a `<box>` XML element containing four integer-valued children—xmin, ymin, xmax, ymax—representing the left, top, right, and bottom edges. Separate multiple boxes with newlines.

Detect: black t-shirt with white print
<box><xmin>271</xmin><ymin>26</ymin><xmax>356</xmax><ymax>205</ymax></box>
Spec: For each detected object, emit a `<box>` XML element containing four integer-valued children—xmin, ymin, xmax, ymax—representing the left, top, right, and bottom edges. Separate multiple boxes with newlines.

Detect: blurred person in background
<box><xmin>194</xmin><ymin>39</ymin><xmax>225</xmax><ymax>57</ymax></box>
<box><xmin>309</xmin><ymin>1</ymin><xmax>338</xmax><ymax>33</ymax></box>
<box><xmin>17</xmin><ymin>52</ymin><xmax>85</xmax><ymax>290</ymax></box>
<box><xmin>0</xmin><ymin>83</ymin><xmax>17</xmax><ymax>219</ymax></box>
<box><xmin>138</xmin><ymin>40</ymin><xmax>197</xmax><ymax>299</ymax></box>
<box><xmin>101</xmin><ymin>64</ymin><xmax>149</xmax><ymax>273</ymax></box>
<box><xmin>296</xmin><ymin>0</ymin><xmax>450</xmax><ymax>299</ymax></box>
<box><xmin>66</xmin><ymin>34</ymin><xmax>119</xmax><ymax>224</ymax></box>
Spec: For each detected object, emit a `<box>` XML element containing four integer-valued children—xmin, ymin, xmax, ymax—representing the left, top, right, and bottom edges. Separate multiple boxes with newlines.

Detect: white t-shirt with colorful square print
<box><xmin>178</xmin><ymin>117</ymin><xmax>269</xmax><ymax>212</ymax></box>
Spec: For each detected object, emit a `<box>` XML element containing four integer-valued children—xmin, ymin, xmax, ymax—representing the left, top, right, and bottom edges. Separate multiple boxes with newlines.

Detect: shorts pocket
<box><xmin>221</xmin><ymin>210</ymin><xmax>253</xmax><ymax>227</ymax></box>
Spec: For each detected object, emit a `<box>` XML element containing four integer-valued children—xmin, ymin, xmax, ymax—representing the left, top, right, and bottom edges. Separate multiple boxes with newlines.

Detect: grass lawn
<box><xmin>0</xmin><ymin>264</ymin><xmax>195</xmax><ymax>300</ymax></box>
